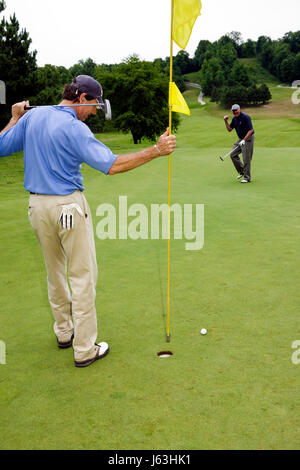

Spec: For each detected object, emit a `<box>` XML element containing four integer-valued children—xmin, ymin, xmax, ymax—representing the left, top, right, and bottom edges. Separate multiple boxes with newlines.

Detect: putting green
<box><xmin>0</xmin><ymin>88</ymin><xmax>300</xmax><ymax>450</ymax></box>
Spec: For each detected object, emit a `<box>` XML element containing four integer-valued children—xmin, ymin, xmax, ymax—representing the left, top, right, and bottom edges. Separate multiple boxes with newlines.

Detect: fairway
<box><xmin>0</xmin><ymin>88</ymin><xmax>300</xmax><ymax>450</ymax></box>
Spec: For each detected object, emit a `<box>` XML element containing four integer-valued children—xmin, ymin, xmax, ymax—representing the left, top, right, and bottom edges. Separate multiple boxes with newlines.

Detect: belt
<box><xmin>30</xmin><ymin>191</ymin><xmax>82</xmax><ymax>196</ymax></box>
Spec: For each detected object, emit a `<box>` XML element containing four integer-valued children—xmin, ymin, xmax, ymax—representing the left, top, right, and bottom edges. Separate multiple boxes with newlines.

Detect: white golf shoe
<box><xmin>74</xmin><ymin>342</ymin><xmax>110</xmax><ymax>368</ymax></box>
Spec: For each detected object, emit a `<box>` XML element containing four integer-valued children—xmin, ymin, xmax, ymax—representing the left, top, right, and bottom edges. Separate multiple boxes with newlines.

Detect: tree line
<box><xmin>0</xmin><ymin>1</ymin><xmax>299</xmax><ymax>142</ymax></box>
<box><xmin>192</xmin><ymin>31</ymin><xmax>300</xmax><ymax>107</ymax></box>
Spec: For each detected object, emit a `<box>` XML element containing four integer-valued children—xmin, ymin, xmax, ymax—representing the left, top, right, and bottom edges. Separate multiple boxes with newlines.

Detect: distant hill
<box><xmin>238</xmin><ymin>58</ymin><xmax>279</xmax><ymax>85</ymax></box>
<box><xmin>184</xmin><ymin>59</ymin><xmax>279</xmax><ymax>88</ymax></box>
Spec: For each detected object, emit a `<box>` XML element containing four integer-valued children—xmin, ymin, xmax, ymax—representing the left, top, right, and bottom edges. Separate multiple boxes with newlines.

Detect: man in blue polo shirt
<box><xmin>0</xmin><ymin>75</ymin><xmax>176</xmax><ymax>367</ymax></box>
<box><xmin>224</xmin><ymin>104</ymin><xmax>255</xmax><ymax>183</ymax></box>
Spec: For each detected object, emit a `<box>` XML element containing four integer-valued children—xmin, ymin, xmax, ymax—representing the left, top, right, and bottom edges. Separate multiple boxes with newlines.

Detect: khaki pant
<box><xmin>230</xmin><ymin>135</ymin><xmax>255</xmax><ymax>181</ymax></box>
<box><xmin>28</xmin><ymin>190</ymin><xmax>99</xmax><ymax>362</ymax></box>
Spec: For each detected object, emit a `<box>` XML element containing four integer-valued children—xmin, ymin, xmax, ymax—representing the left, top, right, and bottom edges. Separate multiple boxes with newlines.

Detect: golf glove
<box><xmin>59</xmin><ymin>203</ymin><xmax>84</xmax><ymax>230</ymax></box>
<box><xmin>239</xmin><ymin>139</ymin><xmax>246</xmax><ymax>146</ymax></box>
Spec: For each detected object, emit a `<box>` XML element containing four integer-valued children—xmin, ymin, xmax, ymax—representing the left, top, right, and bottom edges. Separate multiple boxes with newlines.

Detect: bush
<box><xmin>218</xmin><ymin>83</ymin><xmax>271</xmax><ymax>108</ymax></box>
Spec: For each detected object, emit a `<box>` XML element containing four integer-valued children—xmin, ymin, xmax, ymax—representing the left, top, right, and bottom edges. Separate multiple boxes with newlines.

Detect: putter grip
<box><xmin>24</xmin><ymin>106</ymin><xmax>35</xmax><ymax>110</ymax></box>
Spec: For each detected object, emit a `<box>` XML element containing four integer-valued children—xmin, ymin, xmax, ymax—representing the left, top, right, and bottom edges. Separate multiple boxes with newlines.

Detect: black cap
<box><xmin>72</xmin><ymin>75</ymin><xmax>104</xmax><ymax>105</ymax></box>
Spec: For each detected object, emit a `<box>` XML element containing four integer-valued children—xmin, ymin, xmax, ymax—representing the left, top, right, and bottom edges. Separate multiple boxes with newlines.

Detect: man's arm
<box><xmin>108</xmin><ymin>128</ymin><xmax>176</xmax><ymax>175</ymax></box>
<box><xmin>0</xmin><ymin>101</ymin><xmax>29</xmax><ymax>134</ymax></box>
<box><xmin>0</xmin><ymin>101</ymin><xmax>29</xmax><ymax>157</ymax></box>
<box><xmin>243</xmin><ymin>129</ymin><xmax>254</xmax><ymax>141</ymax></box>
<box><xmin>1</xmin><ymin>117</ymin><xmax>19</xmax><ymax>135</ymax></box>
<box><xmin>223</xmin><ymin>115</ymin><xmax>232</xmax><ymax>132</ymax></box>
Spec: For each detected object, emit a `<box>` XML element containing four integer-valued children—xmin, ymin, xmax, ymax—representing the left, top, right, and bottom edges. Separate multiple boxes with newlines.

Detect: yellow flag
<box><xmin>169</xmin><ymin>82</ymin><xmax>190</xmax><ymax>115</ymax></box>
<box><xmin>172</xmin><ymin>0</ymin><xmax>202</xmax><ymax>50</ymax></box>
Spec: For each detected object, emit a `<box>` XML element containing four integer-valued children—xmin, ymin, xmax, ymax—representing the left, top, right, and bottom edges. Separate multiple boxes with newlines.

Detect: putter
<box><xmin>0</xmin><ymin>80</ymin><xmax>112</xmax><ymax>120</ymax></box>
<box><xmin>24</xmin><ymin>99</ymin><xmax>112</xmax><ymax>120</ymax></box>
<box><xmin>219</xmin><ymin>144</ymin><xmax>240</xmax><ymax>162</ymax></box>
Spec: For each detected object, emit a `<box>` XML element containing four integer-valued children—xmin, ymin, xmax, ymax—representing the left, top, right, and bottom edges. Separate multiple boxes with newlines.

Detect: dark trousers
<box><xmin>230</xmin><ymin>135</ymin><xmax>255</xmax><ymax>181</ymax></box>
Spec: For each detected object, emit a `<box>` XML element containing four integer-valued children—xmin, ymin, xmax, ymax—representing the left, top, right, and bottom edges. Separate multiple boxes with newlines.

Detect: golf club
<box><xmin>0</xmin><ymin>80</ymin><xmax>112</xmax><ymax>120</ymax></box>
<box><xmin>219</xmin><ymin>144</ymin><xmax>240</xmax><ymax>162</ymax></box>
<box><xmin>24</xmin><ymin>99</ymin><xmax>112</xmax><ymax>120</ymax></box>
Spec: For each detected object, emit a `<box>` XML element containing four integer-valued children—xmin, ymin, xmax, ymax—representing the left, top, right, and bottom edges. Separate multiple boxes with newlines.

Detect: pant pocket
<box><xmin>28</xmin><ymin>206</ymin><xmax>34</xmax><ymax>228</ymax></box>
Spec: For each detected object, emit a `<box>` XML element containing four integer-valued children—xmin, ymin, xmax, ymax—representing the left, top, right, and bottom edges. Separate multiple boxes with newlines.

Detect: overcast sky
<box><xmin>2</xmin><ymin>0</ymin><xmax>300</xmax><ymax>68</ymax></box>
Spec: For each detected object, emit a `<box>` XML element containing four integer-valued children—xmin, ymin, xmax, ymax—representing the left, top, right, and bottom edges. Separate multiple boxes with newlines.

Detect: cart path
<box><xmin>185</xmin><ymin>81</ymin><xmax>206</xmax><ymax>105</ymax></box>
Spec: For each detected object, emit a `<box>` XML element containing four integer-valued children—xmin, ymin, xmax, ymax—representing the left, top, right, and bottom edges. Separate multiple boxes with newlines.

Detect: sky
<box><xmin>1</xmin><ymin>0</ymin><xmax>300</xmax><ymax>68</ymax></box>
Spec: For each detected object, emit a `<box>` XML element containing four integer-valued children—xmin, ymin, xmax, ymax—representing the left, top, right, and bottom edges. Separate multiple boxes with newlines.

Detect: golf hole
<box><xmin>157</xmin><ymin>351</ymin><xmax>173</xmax><ymax>358</ymax></box>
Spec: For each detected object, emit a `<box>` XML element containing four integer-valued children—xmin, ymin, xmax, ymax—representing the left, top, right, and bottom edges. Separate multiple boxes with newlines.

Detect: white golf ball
<box><xmin>201</xmin><ymin>328</ymin><xmax>207</xmax><ymax>335</ymax></box>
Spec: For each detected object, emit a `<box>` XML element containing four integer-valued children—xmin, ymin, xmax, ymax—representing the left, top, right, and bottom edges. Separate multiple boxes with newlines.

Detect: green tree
<box><xmin>258</xmin><ymin>83</ymin><xmax>272</xmax><ymax>104</ymax></box>
<box><xmin>294</xmin><ymin>53</ymin><xmax>300</xmax><ymax>79</ymax></box>
<box><xmin>217</xmin><ymin>42</ymin><xmax>237</xmax><ymax>75</ymax></box>
<box><xmin>95</xmin><ymin>56</ymin><xmax>179</xmax><ymax>144</ymax></box>
<box><xmin>194</xmin><ymin>39</ymin><xmax>212</xmax><ymax>68</ymax></box>
<box><xmin>174</xmin><ymin>50</ymin><xmax>190</xmax><ymax>75</ymax></box>
<box><xmin>280</xmin><ymin>55</ymin><xmax>296</xmax><ymax>83</ymax></box>
<box><xmin>228</xmin><ymin>31</ymin><xmax>243</xmax><ymax>57</ymax></box>
<box><xmin>272</xmin><ymin>42</ymin><xmax>291</xmax><ymax>77</ymax></box>
<box><xmin>29</xmin><ymin>64</ymin><xmax>72</xmax><ymax>106</ymax></box>
<box><xmin>228</xmin><ymin>60</ymin><xmax>252</xmax><ymax>87</ymax></box>
<box><xmin>256</xmin><ymin>35</ymin><xmax>272</xmax><ymax>55</ymax></box>
<box><xmin>69</xmin><ymin>58</ymin><xmax>97</xmax><ymax>79</ymax></box>
<box><xmin>247</xmin><ymin>83</ymin><xmax>260</xmax><ymax>105</ymax></box>
<box><xmin>0</xmin><ymin>4</ymin><xmax>37</xmax><ymax>127</ymax></box>
<box><xmin>240</xmin><ymin>39</ymin><xmax>256</xmax><ymax>58</ymax></box>
<box><xmin>283</xmin><ymin>31</ymin><xmax>300</xmax><ymax>54</ymax></box>
<box><xmin>210</xmin><ymin>86</ymin><xmax>221</xmax><ymax>103</ymax></box>
<box><xmin>259</xmin><ymin>42</ymin><xmax>274</xmax><ymax>70</ymax></box>
<box><xmin>219</xmin><ymin>84</ymin><xmax>248</xmax><ymax>108</ymax></box>
<box><xmin>199</xmin><ymin>57</ymin><xmax>225</xmax><ymax>96</ymax></box>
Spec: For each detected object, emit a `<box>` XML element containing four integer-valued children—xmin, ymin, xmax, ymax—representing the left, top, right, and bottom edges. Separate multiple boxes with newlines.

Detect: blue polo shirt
<box><xmin>0</xmin><ymin>106</ymin><xmax>118</xmax><ymax>195</ymax></box>
<box><xmin>230</xmin><ymin>112</ymin><xmax>254</xmax><ymax>140</ymax></box>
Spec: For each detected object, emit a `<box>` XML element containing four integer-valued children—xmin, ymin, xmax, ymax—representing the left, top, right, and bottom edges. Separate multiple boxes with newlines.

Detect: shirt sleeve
<box><xmin>69</xmin><ymin>121</ymin><xmax>117</xmax><ymax>174</ymax></box>
<box><xmin>0</xmin><ymin>114</ymin><xmax>27</xmax><ymax>157</ymax></box>
<box><xmin>229</xmin><ymin>118</ymin><xmax>235</xmax><ymax>129</ymax></box>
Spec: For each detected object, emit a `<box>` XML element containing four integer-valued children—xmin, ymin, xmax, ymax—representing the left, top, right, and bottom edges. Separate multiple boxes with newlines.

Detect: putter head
<box><xmin>220</xmin><ymin>156</ymin><xmax>224</xmax><ymax>162</ymax></box>
<box><xmin>104</xmin><ymin>99</ymin><xmax>112</xmax><ymax>120</ymax></box>
<box><xmin>99</xmin><ymin>99</ymin><xmax>112</xmax><ymax>120</ymax></box>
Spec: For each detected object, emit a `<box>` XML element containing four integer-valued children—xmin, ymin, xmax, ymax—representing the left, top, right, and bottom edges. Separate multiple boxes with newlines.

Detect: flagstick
<box><xmin>166</xmin><ymin>0</ymin><xmax>174</xmax><ymax>343</ymax></box>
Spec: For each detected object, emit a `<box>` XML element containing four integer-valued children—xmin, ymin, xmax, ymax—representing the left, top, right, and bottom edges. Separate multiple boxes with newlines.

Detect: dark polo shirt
<box><xmin>230</xmin><ymin>112</ymin><xmax>254</xmax><ymax>140</ymax></box>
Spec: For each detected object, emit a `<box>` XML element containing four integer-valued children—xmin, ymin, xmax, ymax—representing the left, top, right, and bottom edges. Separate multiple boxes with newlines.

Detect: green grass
<box><xmin>0</xmin><ymin>91</ymin><xmax>300</xmax><ymax>450</ymax></box>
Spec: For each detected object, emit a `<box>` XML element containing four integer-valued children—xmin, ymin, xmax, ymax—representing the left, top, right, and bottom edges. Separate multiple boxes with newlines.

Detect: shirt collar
<box><xmin>54</xmin><ymin>106</ymin><xmax>78</xmax><ymax>119</ymax></box>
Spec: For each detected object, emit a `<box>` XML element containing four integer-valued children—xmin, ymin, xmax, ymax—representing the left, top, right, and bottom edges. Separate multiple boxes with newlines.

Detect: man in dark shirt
<box><xmin>224</xmin><ymin>104</ymin><xmax>255</xmax><ymax>183</ymax></box>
